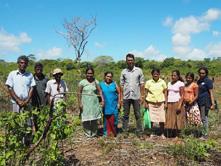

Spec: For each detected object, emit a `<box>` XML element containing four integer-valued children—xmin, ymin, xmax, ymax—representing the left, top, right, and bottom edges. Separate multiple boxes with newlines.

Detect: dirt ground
<box><xmin>60</xmin><ymin>77</ymin><xmax>221</xmax><ymax>166</ymax></box>
<box><xmin>1</xmin><ymin>78</ymin><xmax>221</xmax><ymax>165</ymax></box>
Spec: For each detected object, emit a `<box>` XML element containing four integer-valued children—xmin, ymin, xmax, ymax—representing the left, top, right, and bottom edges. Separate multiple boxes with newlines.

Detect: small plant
<box><xmin>132</xmin><ymin>140</ymin><xmax>153</xmax><ymax>150</ymax></box>
<box><xmin>167</xmin><ymin>136</ymin><xmax>216</xmax><ymax>162</ymax></box>
<box><xmin>97</xmin><ymin>138</ymin><xmax>117</xmax><ymax>154</ymax></box>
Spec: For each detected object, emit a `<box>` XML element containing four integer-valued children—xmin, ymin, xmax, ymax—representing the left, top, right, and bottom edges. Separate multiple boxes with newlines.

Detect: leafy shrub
<box><xmin>167</xmin><ymin>136</ymin><xmax>216</xmax><ymax>161</ymax></box>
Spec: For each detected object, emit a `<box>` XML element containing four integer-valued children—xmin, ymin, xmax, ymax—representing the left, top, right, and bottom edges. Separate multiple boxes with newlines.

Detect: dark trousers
<box><xmin>122</xmin><ymin>99</ymin><xmax>142</xmax><ymax>133</ymax></box>
<box><xmin>199</xmin><ymin>105</ymin><xmax>209</xmax><ymax>136</ymax></box>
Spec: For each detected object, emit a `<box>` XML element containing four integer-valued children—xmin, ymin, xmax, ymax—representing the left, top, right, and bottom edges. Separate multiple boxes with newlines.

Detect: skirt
<box><xmin>165</xmin><ymin>102</ymin><xmax>185</xmax><ymax>129</ymax></box>
<box><xmin>185</xmin><ymin>102</ymin><xmax>202</xmax><ymax>126</ymax></box>
<box><xmin>148</xmin><ymin>103</ymin><xmax>165</xmax><ymax>123</ymax></box>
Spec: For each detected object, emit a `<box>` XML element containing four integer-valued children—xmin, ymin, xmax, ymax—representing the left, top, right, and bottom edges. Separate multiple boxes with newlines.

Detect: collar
<box><xmin>151</xmin><ymin>78</ymin><xmax>162</xmax><ymax>83</ymax></box>
<box><xmin>34</xmin><ymin>74</ymin><xmax>45</xmax><ymax>80</ymax></box>
<box><xmin>127</xmin><ymin>66</ymin><xmax>137</xmax><ymax>72</ymax></box>
<box><xmin>198</xmin><ymin>76</ymin><xmax>208</xmax><ymax>83</ymax></box>
<box><xmin>52</xmin><ymin>79</ymin><xmax>61</xmax><ymax>84</ymax></box>
<box><xmin>16</xmin><ymin>69</ymin><xmax>28</xmax><ymax>75</ymax></box>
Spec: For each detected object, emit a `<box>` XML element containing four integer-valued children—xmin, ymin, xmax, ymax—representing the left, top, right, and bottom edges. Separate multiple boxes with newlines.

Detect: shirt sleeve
<box><xmin>30</xmin><ymin>74</ymin><xmax>36</xmax><ymax>87</ymax></box>
<box><xmin>145</xmin><ymin>81</ymin><xmax>149</xmax><ymax>89</ymax></box>
<box><xmin>64</xmin><ymin>81</ymin><xmax>68</xmax><ymax>92</ymax></box>
<box><xmin>193</xmin><ymin>83</ymin><xmax>198</xmax><ymax>90</ymax></box>
<box><xmin>139</xmin><ymin>69</ymin><xmax>145</xmax><ymax>84</ymax></box>
<box><xmin>78</xmin><ymin>80</ymin><xmax>84</xmax><ymax>87</ymax></box>
<box><xmin>162</xmin><ymin>80</ymin><xmax>167</xmax><ymax>89</ymax></box>
<box><xmin>206</xmin><ymin>79</ymin><xmax>213</xmax><ymax>89</ymax></box>
<box><xmin>45</xmin><ymin>81</ymin><xmax>51</xmax><ymax>94</ymax></box>
<box><xmin>179</xmin><ymin>81</ymin><xmax>185</xmax><ymax>87</ymax></box>
<box><xmin>5</xmin><ymin>72</ymin><xmax>13</xmax><ymax>88</ymax></box>
<box><xmin>120</xmin><ymin>70</ymin><xmax>125</xmax><ymax>86</ymax></box>
<box><xmin>95</xmin><ymin>79</ymin><xmax>99</xmax><ymax>85</ymax></box>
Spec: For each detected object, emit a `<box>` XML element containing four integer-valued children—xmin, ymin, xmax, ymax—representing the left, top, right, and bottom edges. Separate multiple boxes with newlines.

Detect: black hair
<box><xmin>17</xmin><ymin>55</ymin><xmax>29</xmax><ymax>64</ymax></box>
<box><xmin>85</xmin><ymin>66</ymin><xmax>94</xmax><ymax>74</ymax></box>
<box><xmin>126</xmin><ymin>53</ymin><xmax>135</xmax><ymax>60</ymax></box>
<box><xmin>198</xmin><ymin>67</ymin><xmax>209</xmax><ymax>76</ymax></box>
<box><xmin>34</xmin><ymin>62</ymin><xmax>43</xmax><ymax>69</ymax></box>
<box><xmin>172</xmin><ymin>70</ymin><xmax>184</xmax><ymax>82</ymax></box>
<box><xmin>185</xmin><ymin>72</ymin><xmax>194</xmax><ymax>80</ymax></box>
<box><xmin>104</xmin><ymin>71</ymin><xmax>113</xmax><ymax>77</ymax></box>
<box><xmin>151</xmin><ymin>68</ymin><xmax>160</xmax><ymax>75</ymax></box>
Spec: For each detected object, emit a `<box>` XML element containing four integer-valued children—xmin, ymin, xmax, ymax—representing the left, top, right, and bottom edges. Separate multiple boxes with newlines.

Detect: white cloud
<box><xmin>207</xmin><ymin>43</ymin><xmax>221</xmax><ymax>57</ymax></box>
<box><xmin>94</xmin><ymin>42</ymin><xmax>105</xmax><ymax>48</ymax></box>
<box><xmin>163</xmin><ymin>16</ymin><xmax>174</xmax><ymax>27</ymax></box>
<box><xmin>172</xmin><ymin>33</ymin><xmax>190</xmax><ymax>46</ymax></box>
<box><xmin>187</xmin><ymin>48</ymin><xmax>207</xmax><ymax>60</ymax></box>
<box><xmin>131</xmin><ymin>45</ymin><xmax>167</xmax><ymax>61</ymax></box>
<box><xmin>173</xmin><ymin>16</ymin><xmax>209</xmax><ymax>35</ymax></box>
<box><xmin>212</xmin><ymin>30</ymin><xmax>221</xmax><ymax>37</ymax></box>
<box><xmin>173</xmin><ymin>46</ymin><xmax>190</xmax><ymax>55</ymax></box>
<box><xmin>36</xmin><ymin>47</ymin><xmax>63</xmax><ymax>59</ymax></box>
<box><xmin>166</xmin><ymin>8</ymin><xmax>221</xmax><ymax>59</ymax></box>
<box><xmin>0</xmin><ymin>29</ymin><xmax>32</xmax><ymax>53</ymax></box>
<box><xmin>203</xmin><ymin>8</ymin><xmax>221</xmax><ymax>22</ymax></box>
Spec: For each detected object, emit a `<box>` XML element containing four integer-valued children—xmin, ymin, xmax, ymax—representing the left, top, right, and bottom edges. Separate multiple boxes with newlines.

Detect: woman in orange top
<box><xmin>183</xmin><ymin>72</ymin><xmax>201</xmax><ymax>126</ymax></box>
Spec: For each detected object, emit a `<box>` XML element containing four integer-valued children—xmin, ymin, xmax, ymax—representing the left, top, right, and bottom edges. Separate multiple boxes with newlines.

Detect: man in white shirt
<box><xmin>45</xmin><ymin>68</ymin><xmax>68</xmax><ymax>110</ymax></box>
<box><xmin>5</xmin><ymin>55</ymin><xmax>36</xmax><ymax>113</ymax></box>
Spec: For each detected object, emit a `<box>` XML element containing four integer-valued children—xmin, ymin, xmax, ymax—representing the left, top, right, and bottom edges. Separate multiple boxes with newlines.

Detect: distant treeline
<box><xmin>1</xmin><ymin>56</ymin><xmax>221</xmax><ymax>82</ymax></box>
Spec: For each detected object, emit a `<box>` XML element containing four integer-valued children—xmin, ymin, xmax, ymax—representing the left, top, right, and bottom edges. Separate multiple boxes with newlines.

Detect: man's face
<box><xmin>35</xmin><ymin>66</ymin><xmax>43</xmax><ymax>76</ymax></box>
<box><xmin>126</xmin><ymin>57</ymin><xmax>135</xmax><ymax>69</ymax></box>
<box><xmin>54</xmin><ymin>73</ymin><xmax>62</xmax><ymax>80</ymax></box>
<box><xmin>18</xmin><ymin>59</ymin><xmax>28</xmax><ymax>72</ymax></box>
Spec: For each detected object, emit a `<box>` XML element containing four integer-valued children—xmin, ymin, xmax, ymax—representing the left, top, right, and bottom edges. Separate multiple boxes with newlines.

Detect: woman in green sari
<box><xmin>78</xmin><ymin>66</ymin><xmax>104</xmax><ymax>137</ymax></box>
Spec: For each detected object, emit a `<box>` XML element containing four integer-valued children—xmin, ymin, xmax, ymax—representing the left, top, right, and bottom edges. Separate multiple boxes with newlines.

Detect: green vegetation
<box><xmin>0</xmin><ymin>56</ymin><xmax>221</xmax><ymax>164</ymax></box>
<box><xmin>0</xmin><ymin>100</ymin><xmax>76</xmax><ymax>165</ymax></box>
<box><xmin>167</xmin><ymin>137</ymin><xmax>216</xmax><ymax>162</ymax></box>
<box><xmin>1</xmin><ymin>57</ymin><xmax>221</xmax><ymax>83</ymax></box>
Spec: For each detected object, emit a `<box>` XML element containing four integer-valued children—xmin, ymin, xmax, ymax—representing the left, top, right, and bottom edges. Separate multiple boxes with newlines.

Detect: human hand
<box><xmin>164</xmin><ymin>102</ymin><xmax>168</xmax><ymax>110</ymax></box>
<box><xmin>139</xmin><ymin>97</ymin><xmax>144</xmax><ymax>105</ymax></box>
<box><xmin>100</xmin><ymin>101</ymin><xmax>104</xmax><ymax>107</ymax></box>
<box><xmin>176</xmin><ymin>109</ymin><xmax>181</xmax><ymax>115</ymax></box>
<box><xmin>117</xmin><ymin>103</ymin><xmax>121</xmax><ymax>110</ymax></box>
<box><xmin>23</xmin><ymin>99</ymin><xmax>30</xmax><ymax>106</ymax></box>
<box><xmin>144</xmin><ymin>102</ymin><xmax>149</xmax><ymax>109</ymax></box>
<box><xmin>17</xmin><ymin>99</ymin><xmax>24</xmax><ymax>107</ymax></box>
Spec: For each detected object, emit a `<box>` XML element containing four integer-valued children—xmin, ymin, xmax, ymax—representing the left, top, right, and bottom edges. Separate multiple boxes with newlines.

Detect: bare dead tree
<box><xmin>58</xmin><ymin>16</ymin><xmax>96</xmax><ymax>62</ymax></box>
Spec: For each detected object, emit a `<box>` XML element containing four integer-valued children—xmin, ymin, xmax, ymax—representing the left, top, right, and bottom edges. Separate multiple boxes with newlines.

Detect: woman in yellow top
<box><xmin>145</xmin><ymin>69</ymin><xmax>167</xmax><ymax>139</ymax></box>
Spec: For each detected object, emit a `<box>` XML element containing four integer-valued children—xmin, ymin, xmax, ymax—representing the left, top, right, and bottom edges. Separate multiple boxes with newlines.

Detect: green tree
<box><xmin>135</xmin><ymin>57</ymin><xmax>144</xmax><ymax>68</ymax></box>
<box><xmin>93</xmin><ymin>56</ymin><xmax>114</xmax><ymax>66</ymax></box>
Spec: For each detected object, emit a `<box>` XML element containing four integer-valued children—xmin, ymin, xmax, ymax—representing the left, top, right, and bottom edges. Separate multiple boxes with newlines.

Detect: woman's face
<box><xmin>152</xmin><ymin>71</ymin><xmax>160</xmax><ymax>81</ymax></box>
<box><xmin>171</xmin><ymin>72</ymin><xmax>178</xmax><ymax>82</ymax></box>
<box><xmin>104</xmin><ymin>73</ymin><xmax>113</xmax><ymax>84</ymax></box>
<box><xmin>186</xmin><ymin>75</ymin><xmax>193</xmax><ymax>84</ymax></box>
<box><xmin>86</xmin><ymin>69</ymin><xmax>94</xmax><ymax>81</ymax></box>
<box><xmin>199</xmin><ymin>69</ymin><xmax>206</xmax><ymax>79</ymax></box>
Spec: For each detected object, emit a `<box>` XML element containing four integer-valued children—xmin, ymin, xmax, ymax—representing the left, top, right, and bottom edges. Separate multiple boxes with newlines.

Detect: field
<box><xmin>0</xmin><ymin>74</ymin><xmax>221</xmax><ymax>165</ymax></box>
<box><xmin>62</xmin><ymin>78</ymin><xmax>221</xmax><ymax>166</ymax></box>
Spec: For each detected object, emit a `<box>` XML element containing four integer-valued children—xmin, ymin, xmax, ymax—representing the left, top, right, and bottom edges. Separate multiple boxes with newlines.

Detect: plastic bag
<box><xmin>143</xmin><ymin>108</ymin><xmax>151</xmax><ymax>129</ymax></box>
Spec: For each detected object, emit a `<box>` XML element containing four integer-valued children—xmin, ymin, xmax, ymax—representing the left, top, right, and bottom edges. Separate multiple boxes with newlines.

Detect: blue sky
<box><xmin>0</xmin><ymin>0</ymin><xmax>221</xmax><ymax>62</ymax></box>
